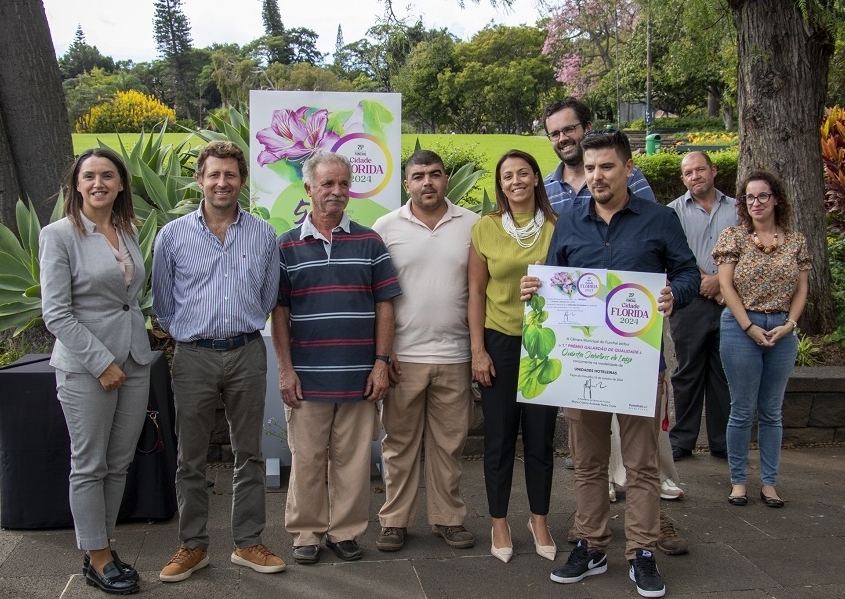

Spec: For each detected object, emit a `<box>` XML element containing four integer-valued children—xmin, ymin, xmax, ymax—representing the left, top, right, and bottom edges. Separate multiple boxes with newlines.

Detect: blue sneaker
<box><xmin>629</xmin><ymin>548</ymin><xmax>666</xmax><ymax>597</ymax></box>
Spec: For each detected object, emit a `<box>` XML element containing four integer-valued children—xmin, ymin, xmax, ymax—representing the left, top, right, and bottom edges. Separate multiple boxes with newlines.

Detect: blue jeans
<box><xmin>720</xmin><ymin>310</ymin><xmax>797</xmax><ymax>486</ymax></box>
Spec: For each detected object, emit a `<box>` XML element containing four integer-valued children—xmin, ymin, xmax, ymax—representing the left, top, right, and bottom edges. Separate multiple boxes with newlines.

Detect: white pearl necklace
<box><xmin>501</xmin><ymin>211</ymin><xmax>545</xmax><ymax>248</ymax></box>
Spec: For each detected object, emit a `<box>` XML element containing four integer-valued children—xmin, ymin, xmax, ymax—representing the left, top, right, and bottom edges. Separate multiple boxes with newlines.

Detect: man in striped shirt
<box><xmin>152</xmin><ymin>141</ymin><xmax>285</xmax><ymax>582</ymax></box>
<box><xmin>271</xmin><ymin>151</ymin><xmax>401</xmax><ymax>565</ymax></box>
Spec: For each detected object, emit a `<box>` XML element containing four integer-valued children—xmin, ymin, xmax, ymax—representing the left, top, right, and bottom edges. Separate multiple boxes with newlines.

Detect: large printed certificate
<box><xmin>516</xmin><ymin>265</ymin><xmax>665</xmax><ymax>416</ymax></box>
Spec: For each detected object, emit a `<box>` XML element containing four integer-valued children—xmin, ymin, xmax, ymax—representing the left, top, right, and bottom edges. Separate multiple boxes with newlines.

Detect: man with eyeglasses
<box><xmin>542</xmin><ymin>98</ymin><xmax>655</xmax><ymax>214</ymax></box>
<box><xmin>667</xmin><ymin>152</ymin><xmax>737</xmax><ymax>463</ymax></box>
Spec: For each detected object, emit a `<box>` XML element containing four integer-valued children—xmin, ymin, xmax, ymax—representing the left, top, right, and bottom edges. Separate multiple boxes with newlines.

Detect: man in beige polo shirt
<box><xmin>371</xmin><ymin>150</ymin><xmax>479</xmax><ymax>551</ymax></box>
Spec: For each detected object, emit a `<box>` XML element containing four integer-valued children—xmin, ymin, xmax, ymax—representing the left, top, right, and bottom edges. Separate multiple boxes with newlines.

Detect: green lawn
<box><xmin>72</xmin><ymin>132</ymin><xmax>558</xmax><ymax>205</ymax></box>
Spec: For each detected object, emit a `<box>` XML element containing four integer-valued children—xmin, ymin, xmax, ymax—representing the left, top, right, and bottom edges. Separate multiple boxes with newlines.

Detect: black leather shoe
<box><xmin>760</xmin><ymin>490</ymin><xmax>784</xmax><ymax>508</ymax></box>
<box><xmin>85</xmin><ymin>561</ymin><xmax>140</xmax><ymax>595</ymax></box>
<box><xmin>671</xmin><ymin>446</ymin><xmax>692</xmax><ymax>461</ymax></box>
<box><xmin>326</xmin><ymin>539</ymin><xmax>362</xmax><ymax>561</ymax></box>
<box><xmin>84</xmin><ymin>551</ymin><xmax>139</xmax><ymax>582</ymax></box>
<box><xmin>728</xmin><ymin>495</ymin><xmax>748</xmax><ymax>506</ymax></box>
<box><xmin>292</xmin><ymin>545</ymin><xmax>320</xmax><ymax>565</ymax></box>
<box><xmin>710</xmin><ymin>449</ymin><xmax>728</xmax><ymax>459</ymax></box>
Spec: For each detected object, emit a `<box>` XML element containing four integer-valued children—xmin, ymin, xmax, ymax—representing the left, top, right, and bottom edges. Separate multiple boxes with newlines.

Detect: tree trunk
<box><xmin>729</xmin><ymin>0</ymin><xmax>835</xmax><ymax>334</ymax></box>
<box><xmin>0</xmin><ymin>0</ymin><xmax>74</xmax><ymax>230</ymax></box>
<box><xmin>707</xmin><ymin>87</ymin><xmax>720</xmax><ymax>118</ymax></box>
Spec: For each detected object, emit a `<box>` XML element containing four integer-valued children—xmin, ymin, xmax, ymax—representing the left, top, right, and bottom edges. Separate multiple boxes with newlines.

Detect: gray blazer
<box><xmin>40</xmin><ymin>217</ymin><xmax>153</xmax><ymax>377</ymax></box>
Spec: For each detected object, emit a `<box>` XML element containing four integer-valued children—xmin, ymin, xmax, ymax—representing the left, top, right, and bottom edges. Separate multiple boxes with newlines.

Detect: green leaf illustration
<box><xmin>538</xmin><ymin>358</ymin><xmax>562</xmax><ymax>384</ymax></box>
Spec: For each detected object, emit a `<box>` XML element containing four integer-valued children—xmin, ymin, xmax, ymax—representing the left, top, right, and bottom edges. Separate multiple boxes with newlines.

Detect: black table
<box><xmin>0</xmin><ymin>352</ymin><xmax>178</xmax><ymax>529</ymax></box>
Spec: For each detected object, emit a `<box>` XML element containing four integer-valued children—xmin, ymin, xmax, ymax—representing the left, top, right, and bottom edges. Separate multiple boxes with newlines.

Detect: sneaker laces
<box><xmin>169</xmin><ymin>547</ymin><xmax>200</xmax><ymax>565</ymax></box>
<box><xmin>635</xmin><ymin>553</ymin><xmax>660</xmax><ymax>577</ymax></box>
<box><xmin>382</xmin><ymin>527</ymin><xmax>402</xmax><ymax>536</ymax></box>
<box><xmin>659</xmin><ymin>514</ymin><xmax>678</xmax><ymax>538</ymax></box>
<box><xmin>565</xmin><ymin>540</ymin><xmax>589</xmax><ymax>565</ymax></box>
<box><xmin>441</xmin><ymin>525</ymin><xmax>467</xmax><ymax>535</ymax></box>
<box><xmin>246</xmin><ymin>544</ymin><xmax>273</xmax><ymax>558</ymax></box>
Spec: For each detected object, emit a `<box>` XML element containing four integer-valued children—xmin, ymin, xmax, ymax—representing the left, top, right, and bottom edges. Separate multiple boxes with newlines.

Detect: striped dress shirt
<box><xmin>152</xmin><ymin>203</ymin><xmax>280</xmax><ymax>342</ymax></box>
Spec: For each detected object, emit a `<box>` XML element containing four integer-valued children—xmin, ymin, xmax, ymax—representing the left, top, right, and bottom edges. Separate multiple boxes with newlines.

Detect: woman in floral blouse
<box><xmin>712</xmin><ymin>169</ymin><xmax>812</xmax><ymax>509</ymax></box>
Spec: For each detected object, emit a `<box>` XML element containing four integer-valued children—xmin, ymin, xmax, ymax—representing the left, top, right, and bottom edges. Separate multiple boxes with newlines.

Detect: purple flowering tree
<box><xmin>542</xmin><ymin>0</ymin><xmax>637</xmax><ymax>97</ymax></box>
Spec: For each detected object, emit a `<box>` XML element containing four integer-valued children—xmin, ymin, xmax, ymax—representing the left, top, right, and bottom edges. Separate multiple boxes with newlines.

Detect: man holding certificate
<box><xmin>521</xmin><ymin>130</ymin><xmax>698</xmax><ymax>598</ymax></box>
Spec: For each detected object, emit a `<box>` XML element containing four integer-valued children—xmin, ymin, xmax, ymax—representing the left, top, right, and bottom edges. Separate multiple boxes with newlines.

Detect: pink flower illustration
<box><xmin>255</xmin><ymin>106</ymin><xmax>339</xmax><ymax>167</ymax></box>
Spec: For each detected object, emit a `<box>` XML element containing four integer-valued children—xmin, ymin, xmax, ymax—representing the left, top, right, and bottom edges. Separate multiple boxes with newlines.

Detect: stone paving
<box><xmin>2</xmin><ymin>445</ymin><xmax>844</xmax><ymax>598</ymax></box>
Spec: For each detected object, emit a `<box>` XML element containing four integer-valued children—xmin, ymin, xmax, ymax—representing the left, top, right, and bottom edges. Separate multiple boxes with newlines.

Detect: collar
<box><xmin>195</xmin><ymin>200</ymin><xmax>245</xmax><ymax>229</ymax></box>
<box><xmin>682</xmin><ymin>189</ymin><xmax>730</xmax><ymax>206</ymax></box>
<box><xmin>398</xmin><ymin>198</ymin><xmax>463</xmax><ymax>225</ymax></box>
<box><xmin>583</xmin><ymin>190</ymin><xmax>639</xmax><ymax>221</ymax></box>
<box><xmin>300</xmin><ymin>211</ymin><xmax>351</xmax><ymax>240</ymax></box>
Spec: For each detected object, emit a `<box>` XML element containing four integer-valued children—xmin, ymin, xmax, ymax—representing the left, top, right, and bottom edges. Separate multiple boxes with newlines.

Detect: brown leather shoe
<box><xmin>231</xmin><ymin>544</ymin><xmax>286</xmax><ymax>573</ymax></box>
<box><xmin>159</xmin><ymin>546</ymin><xmax>209</xmax><ymax>582</ymax></box>
<box><xmin>656</xmin><ymin>513</ymin><xmax>688</xmax><ymax>555</ymax></box>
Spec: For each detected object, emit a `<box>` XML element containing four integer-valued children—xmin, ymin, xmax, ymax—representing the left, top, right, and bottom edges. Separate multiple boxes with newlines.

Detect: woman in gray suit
<box><xmin>40</xmin><ymin>148</ymin><xmax>153</xmax><ymax>595</ymax></box>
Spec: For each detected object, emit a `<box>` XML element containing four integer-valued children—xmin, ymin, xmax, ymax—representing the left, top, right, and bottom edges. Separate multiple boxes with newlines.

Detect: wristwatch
<box><xmin>375</xmin><ymin>354</ymin><xmax>392</xmax><ymax>365</ymax></box>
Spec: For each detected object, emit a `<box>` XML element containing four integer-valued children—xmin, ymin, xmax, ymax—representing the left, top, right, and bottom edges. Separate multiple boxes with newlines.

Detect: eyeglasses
<box><xmin>742</xmin><ymin>192</ymin><xmax>774</xmax><ymax>205</ymax></box>
<box><xmin>547</xmin><ymin>123</ymin><xmax>583</xmax><ymax>140</ymax></box>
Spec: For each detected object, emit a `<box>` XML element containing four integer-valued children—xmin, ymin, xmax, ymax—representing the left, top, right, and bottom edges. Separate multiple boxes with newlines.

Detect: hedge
<box><xmin>634</xmin><ymin>149</ymin><xmax>739</xmax><ymax>204</ymax></box>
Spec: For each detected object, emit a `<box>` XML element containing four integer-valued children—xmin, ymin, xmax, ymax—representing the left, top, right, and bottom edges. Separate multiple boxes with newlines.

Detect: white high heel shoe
<box><xmin>490</xmin><ymin>525</ymin><xmax>513</xmax><ymax>563</ymax></box>
<box><xmin>527</xmin><ymin>519</ymin><xmax>556</xmax><ymax>560</ymax></box>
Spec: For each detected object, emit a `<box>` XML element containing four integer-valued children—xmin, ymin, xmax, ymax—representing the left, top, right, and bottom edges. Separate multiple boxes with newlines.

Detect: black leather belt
<box><xmin>193</xmin><ymin>331</ymin><xmax>261</xmax><ymax>350</ymax></box>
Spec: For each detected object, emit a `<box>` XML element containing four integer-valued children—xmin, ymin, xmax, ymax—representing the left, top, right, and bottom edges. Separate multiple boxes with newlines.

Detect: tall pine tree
<box><xmin>262</xmin><ymin>0</ymin><xmax>285</xmax><ymax>37</ymax></box>
<box><xmin>152</xmin><ymin>0</ymin><xmax>197</xmax><ymax>122</ymax></box>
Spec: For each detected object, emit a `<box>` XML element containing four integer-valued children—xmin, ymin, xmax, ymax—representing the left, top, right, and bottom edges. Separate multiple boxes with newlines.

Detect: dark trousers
<box><xmin>668</xmin><ymin>297</ymin><xmax>731</xmax><ymax>452</ymax></box>
<box><xmin>481</xmin><ymin>329</ymin><xmax>558</xmax><ymax>518</ymax></box>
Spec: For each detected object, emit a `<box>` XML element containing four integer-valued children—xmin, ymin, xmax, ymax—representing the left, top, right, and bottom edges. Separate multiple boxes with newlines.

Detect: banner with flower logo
<box><xmin>249</xmin><ymin>91</ymin><xmax>401</xmax><ymax>234</ymax></box>
<box><xmin>517</xmin><ymin>265</ymin><xmax>665</xmax><ymax>416</ymax></box>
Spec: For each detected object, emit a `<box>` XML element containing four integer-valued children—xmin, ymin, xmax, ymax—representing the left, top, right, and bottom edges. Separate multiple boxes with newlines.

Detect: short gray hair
<box><xmin>302</xmin><ymin>151</ymin><xmax>352</xmax><ymax>186</ymax></box>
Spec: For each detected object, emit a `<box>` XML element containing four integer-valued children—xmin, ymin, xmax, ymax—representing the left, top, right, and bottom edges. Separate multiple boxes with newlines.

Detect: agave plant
<box><xmin>0</xmin><ymin>199</ymin><xmax>63</xmax><ymax>335</ymax></box>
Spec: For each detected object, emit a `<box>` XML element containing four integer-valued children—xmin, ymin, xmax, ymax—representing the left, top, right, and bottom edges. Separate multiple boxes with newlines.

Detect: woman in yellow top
<box><xmin>468</xmin><ymin>149</ymin><xmax>559</xmax><ymax>564</ymax></box>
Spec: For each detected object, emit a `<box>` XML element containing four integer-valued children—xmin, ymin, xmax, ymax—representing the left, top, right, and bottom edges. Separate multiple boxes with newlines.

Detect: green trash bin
<box><xmin>645</xmin><ymin>133</ymin><xmax>662</xmax><ymax>155</ymax></box>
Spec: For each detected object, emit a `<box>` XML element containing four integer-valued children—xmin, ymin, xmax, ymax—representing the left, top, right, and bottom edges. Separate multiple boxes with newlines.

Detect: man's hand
<box><xmin>520</xmin><ymin>275</ymin><xmax>542</xmax><ymax>301</ymax></box>
<box><xmin>279</xmin><ymin>370</ymin><xmax>303</xmax><ymax>409</ymax></box>
<box><xmin>700</xmin><ymin>272</ymin><xmax>720</xmax><ymax>300</ymax></box>
<box><xmin>98</xmin><ymin>362</ymin><xmax>126</xmax><ymax>391</ymax></box>
<box><xmin>364</xmin><ymin>361</ymin><xmax>389</xmax><ymax>402</ymax></box>
<box><xmin>658</xmin><ymin>285</ymin><xmax>675</xmax><ymax>317</ymax></box>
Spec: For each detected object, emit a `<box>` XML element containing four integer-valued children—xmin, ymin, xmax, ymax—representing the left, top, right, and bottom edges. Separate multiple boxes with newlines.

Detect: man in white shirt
<box><xmin>371</xmin><ymin>150</ymin><xmax>479</xmax><ymax>551</ymax></box>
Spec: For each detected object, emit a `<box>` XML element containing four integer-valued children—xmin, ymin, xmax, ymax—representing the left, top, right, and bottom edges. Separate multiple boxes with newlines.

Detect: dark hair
<box><xmin>196</xmin><ymin>140</ymin><xmax>248</xmax><ymax>181</ymax></box>
<box><xmin>580</xmin><ymin>129</ymin><xmax>633</xmax><ymax>163</ymax></box>
<box><xmin>542</xmin><ymin>97</ymin><xmax>592</xmax><ymax>133</ymax></box>
<box><xmin>682</xmin><ymin>150</ymin><xmax>713</xmax><ymax>168</ymax></box>
<box><xmin>735</xmin><ymin>169</ymin><xmax>792</xmax><ymax>231</ymax></box>
<box><xmin>492</xmin><ymin>149</ymin><xmax>556</xmax><ymax>223</ymax></box>
<box><xmin>404</xmin><ymin>149</ymin><xmax>445</xmax><ymax>177</ymax></box>
<box><xmin>63</xmin><ymin>148</ymin><xmax>136</xmax><ymax>235</ymax></box>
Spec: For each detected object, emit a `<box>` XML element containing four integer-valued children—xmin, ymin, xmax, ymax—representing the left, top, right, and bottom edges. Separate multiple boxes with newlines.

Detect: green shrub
<box><xmin>634</xmin><ymin>149</ymin><xmax>738</xmax><ymax>204</ymax></box>
<box><xmin>400</xmin><ymin>140</ymin><xmax>486</xmax><ymax>176</ymax></box>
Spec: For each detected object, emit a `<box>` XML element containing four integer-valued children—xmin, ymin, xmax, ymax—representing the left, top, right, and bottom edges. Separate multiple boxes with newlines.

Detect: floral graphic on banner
<box><xmin>250</xmin><ymin>92</ymin><xmax>401</xmax><ymax>234</ymax></box>
<box><xmin>549</xmin><ymin>270</ymin><xmax>579</xmax><ymax>297</ymax></box>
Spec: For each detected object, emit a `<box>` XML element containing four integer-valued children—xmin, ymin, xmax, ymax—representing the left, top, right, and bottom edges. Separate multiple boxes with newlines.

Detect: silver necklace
<box><xmin>501</xmin><ymin>211</ymin><xmax>545</xmax><ymax>248</ymax></box>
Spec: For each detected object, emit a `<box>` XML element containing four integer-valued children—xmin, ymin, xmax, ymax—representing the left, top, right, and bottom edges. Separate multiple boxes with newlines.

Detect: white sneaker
<box><xmin>609</xmin><ymin>483</ymin><xmax>617</xmax><ymax>503</ymax></box>
<box><xmin>660</xmin><ymin>478</ymin><xmax>684</xmax><ymax>500</ymax></box>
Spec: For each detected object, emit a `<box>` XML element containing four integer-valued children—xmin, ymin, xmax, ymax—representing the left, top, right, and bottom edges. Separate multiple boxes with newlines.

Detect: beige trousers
<box><xmin>285</xmin><ymin>400</ymin><xmax>378</xmax><ymax>545</ymax></box>
<box><xmin>378</xmin><ymin>362</ymin><xmax>473</xmax><ymax>528</ymax></box>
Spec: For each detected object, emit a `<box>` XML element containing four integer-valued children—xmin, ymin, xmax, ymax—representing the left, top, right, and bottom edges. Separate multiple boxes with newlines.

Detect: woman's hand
<box><xmin>98</xmin><ymin>362</ymin><xmax>126</xmax><ymax>391</ymax></box>
<box><xmin>746</xmin><ymin>324</ymin><xmax>775</xmax><ymax>348</ymax></box>
<box><xmin>472</xmin><ymin>349</ymin><xmax>496</xmax><ymax>387</ymax></box>
<box><xmin>765</xmin><ymin>324</ymin><xmax>794</xmax><ymax>344</ymax></box>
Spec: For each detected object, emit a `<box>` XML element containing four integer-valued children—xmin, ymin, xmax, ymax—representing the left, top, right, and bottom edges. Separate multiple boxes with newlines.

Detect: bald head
<box><xmin>680</xmin><ymin>151</ymin><xmax>717</xmax><ymax>202</ymax></box>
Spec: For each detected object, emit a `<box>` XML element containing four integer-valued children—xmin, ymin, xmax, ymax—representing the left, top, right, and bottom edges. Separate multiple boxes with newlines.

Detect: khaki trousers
<box><xmin>285</xmin><ymin>400</ymin><xmax>378</xmax><ymax>545</ymax></box>
<box><xmin>568</xmin><ymin>373</ymin><xmax>663</xmax><ymax>560</ymax></box>
<box><xmin>378</xmin><ymin>362</ymin><xmax>473</xmax><ymax>528</ymax></box>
